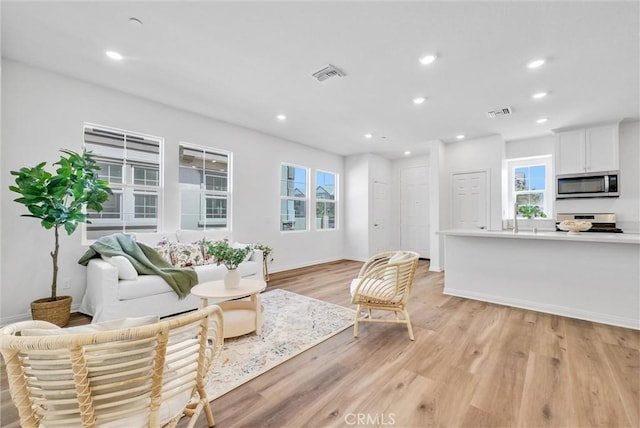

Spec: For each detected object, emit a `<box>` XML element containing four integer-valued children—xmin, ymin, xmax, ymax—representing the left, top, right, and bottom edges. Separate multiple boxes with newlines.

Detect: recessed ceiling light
<box><xmin>536</xmin><ymin>117</ymin><xmax>548</xmax><ymax>124</ymax></box>
<box><xmin>419</xmin><ymin>54</ymin><xmax>436</xmax><ymax>65</ymax></box>
<box><xmin>527</xmin><ymin>58</ymin><xmax>546</xmax><ymax>69</ymax></box>
<box><xmin>277</xmin><ymin>114</ymin><xmax>287</xmax><ymax>121</ymax></box>
<box><xmin>364</xmin><ymin>133</ymin><xmax>373</xmax><ymax>139</ymax></box>
<box><xmin>105</xmin><ymin>50</ymin><xmax>123</xmax><ymax>61</ymax></box>
<box><xmin>456</xmin><ymin>134</ymin><xmax>465</xmax><ymax>140</ymax></box>
<box><xmin>413</xmin><ymin>97</ymin><xmax>426</xmax><ymax>105</ymax></box>
<box><xmin>404</xmin><ymin>151</ymin><xmax>411</xmax><ymax>156</ymax></box>
<box><xmin>532</xmin><ymin>92</ymin><xmax>547</xmax><ymax>99</ymax></box>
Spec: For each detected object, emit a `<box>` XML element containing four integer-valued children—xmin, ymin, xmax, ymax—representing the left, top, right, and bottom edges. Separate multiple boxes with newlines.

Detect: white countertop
<box><xmin>438</xmin><ymin>229</ymin><xmax>640</xmax><ymax>245</ymax></box>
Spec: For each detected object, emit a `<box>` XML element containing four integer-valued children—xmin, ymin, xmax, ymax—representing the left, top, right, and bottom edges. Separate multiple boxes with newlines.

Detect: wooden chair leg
<box><xmin>354</xmin><ymin>305</ymin><xmax>361</xmax><ymax>337</ymax></box>
<box><xmin>203</xmin><ymin>401</ymin><xmax>215</xmax><ymax>427</ymax></box>
<box><xmin>403</xmin><ymin>308</ymin><xmax>415</xmax><ymax>341</ymax></box>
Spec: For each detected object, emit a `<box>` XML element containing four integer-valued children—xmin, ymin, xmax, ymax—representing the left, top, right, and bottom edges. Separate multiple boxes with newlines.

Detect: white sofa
<box><xmin>79</xmin><ymin>230</ymin><xmax>264</xmax><ymax>323</ymax></box>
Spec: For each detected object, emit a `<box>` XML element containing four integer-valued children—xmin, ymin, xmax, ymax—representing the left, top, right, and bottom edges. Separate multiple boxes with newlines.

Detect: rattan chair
<box><xmin>350</xmin><ymin>251</ymin><xmax>419</xmax><ymax>340</ymax></box>
<box><xmin>0</xmin><ymin>306</ymin><xmax>224</xmax><ymax>428</ymax></box>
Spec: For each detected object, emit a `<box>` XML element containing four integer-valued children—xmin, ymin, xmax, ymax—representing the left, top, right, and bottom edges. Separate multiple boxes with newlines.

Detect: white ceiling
<box><xmin>2</xmin><ymin>1</ymin><xmax>638</xmax><ymax>159</ymax></box>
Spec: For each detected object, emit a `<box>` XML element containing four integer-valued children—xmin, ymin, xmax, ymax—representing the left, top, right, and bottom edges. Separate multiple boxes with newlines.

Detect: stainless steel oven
<box><xmin>556</xmin><ymin>171</ymin><xmax>619</xmax><ymax>199</ymax></box>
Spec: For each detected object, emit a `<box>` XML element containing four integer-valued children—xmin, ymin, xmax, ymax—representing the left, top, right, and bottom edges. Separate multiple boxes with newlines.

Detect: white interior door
<box><xmin>372</xmin><ymin>180</ymin><xmax>389</xmax><ymax>255</ymax></box>
<box><xmin>452</xmin><ymin>171</ymin><xmax>488</xmax><ymax>230</ymax></box>
<box><xmin>400</xmin><ymin>166</ymin><xmax>430</xmax><ymax>258</ymax></box>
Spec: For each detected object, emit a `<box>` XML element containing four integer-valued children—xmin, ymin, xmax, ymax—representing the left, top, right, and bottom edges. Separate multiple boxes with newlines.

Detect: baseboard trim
<box><xmin>2</xmin><ymin>302</ymin><xmax>83</xmax><ymax>326</ymax></box>
<box><xmin>444</xmin><ymin>288</ymin><xmax>640</xmax><ymax>330</ymax></box>
<box><xmin>269</xmin><ymin>257</ymin><xmax>348</xmax><ymax>274</ymax></box>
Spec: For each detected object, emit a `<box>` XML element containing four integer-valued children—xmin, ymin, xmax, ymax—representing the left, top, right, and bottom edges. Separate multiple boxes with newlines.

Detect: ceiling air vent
<box><xmin>486</xmin><ymin>106</ymin><xmax>513</xmax><ymax>118</ymax></box>
<box><xmin>311</xmin><ymin>64</ymin><xmax>346</xmax><ymax>82</ymax></box>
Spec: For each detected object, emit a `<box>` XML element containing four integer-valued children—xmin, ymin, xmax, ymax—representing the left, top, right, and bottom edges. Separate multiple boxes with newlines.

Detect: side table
<box><xmin>190</xmin><ymin>278</ymin><xmax>266</xmax><ymax>338</ymax></box>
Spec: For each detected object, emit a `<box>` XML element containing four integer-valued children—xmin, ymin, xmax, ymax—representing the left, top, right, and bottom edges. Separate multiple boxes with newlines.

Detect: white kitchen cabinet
<box><xmin>554</xmin><ymin>122</ymin><xmax>619</xmax><ymax>174</ymax></box>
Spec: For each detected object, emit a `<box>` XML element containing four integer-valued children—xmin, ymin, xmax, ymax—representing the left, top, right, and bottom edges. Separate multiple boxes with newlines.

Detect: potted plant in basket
<box><xmin>9</xmin><ymin>149</ymin><xmax>111</xmax><ymax>326</ymax></box>
<box><xmin>205</xmin><ymin>240</ymin><xmax>250</xmax><ymax>288</ymax></box>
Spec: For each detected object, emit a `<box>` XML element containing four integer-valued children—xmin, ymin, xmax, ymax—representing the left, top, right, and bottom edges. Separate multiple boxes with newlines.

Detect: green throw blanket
<box><xmin>78</xmin><ymin>233</ymin><xmax>198</xmax><ymax>299</ymax></box>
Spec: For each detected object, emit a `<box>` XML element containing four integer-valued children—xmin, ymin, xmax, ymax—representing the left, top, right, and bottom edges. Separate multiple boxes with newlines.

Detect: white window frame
<box><xmin>133</xmin><ymin>191</ymin><xmax>159</xmax><ymax>220</ymax></box>
<box><xmin>179</xmin><ymin>143</ymin><xmax>232</xmax><ymax>231</ymax></box>
<box><xmin>315</xmin><ymin>169</ymin><xmax>338</xmax><ymax>231</ymax></box>
<box><xmin>82</xmin><ymin>123</ymin><xmax>163</xmax><ymax>242</ymax></box>
<box><xmin>280</xmin><ymin>163</ymin><xmax>309</xmax><ymax>232</ymax></box>
<box><xmin>507</xmin><ymin>155</ymin><xmax>553</xmax><ymax>219</ymax></box>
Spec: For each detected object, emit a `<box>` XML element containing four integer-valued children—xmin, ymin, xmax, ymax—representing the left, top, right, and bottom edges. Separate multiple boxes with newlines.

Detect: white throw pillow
<box><xmin>350</xmin><ymin>278</ymin><xmax>396</xmax><ymax>301</ymax></box>
<box><xmin>22</xmin><ymin>315</ymin><xmax>160</xmax><ymax>336</ymax></box>
<box><xmin>384</xmin><ymin>252</ymin><xmax>412</xmax><ymax>282</ymax></box>
<box><xmin>20</xmin><ymin>315</ymin><xmax>161</xmax><ymax>386</ymax></box>
<box><xmin>101</xmin><ymin>255</ymin><xmax>138</xmax><ymax>280</ymax></box>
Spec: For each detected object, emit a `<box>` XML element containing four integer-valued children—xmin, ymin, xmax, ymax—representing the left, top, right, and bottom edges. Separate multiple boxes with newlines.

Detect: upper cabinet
<box><xmin>554</xmin><ymin>122</ymin><xmax>620</xmax><ymax>175</ymax></box>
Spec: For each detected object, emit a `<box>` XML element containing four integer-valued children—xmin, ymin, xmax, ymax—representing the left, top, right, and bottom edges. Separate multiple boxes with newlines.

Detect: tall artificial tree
<box><xmin>10</xmin><ymin>149</ymin><xmax>112</xmax><ymax>300</ymax></box>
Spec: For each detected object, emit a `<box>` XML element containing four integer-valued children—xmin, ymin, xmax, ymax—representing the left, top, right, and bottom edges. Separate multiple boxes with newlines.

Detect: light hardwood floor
<box><xmin>2</xmin><ymin>260</ymin><xmax>638</xmax><ymax>427</ymax></box>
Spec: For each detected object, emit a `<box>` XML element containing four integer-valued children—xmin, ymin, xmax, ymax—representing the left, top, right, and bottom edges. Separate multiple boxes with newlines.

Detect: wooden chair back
<box><xmin>352</xmin><ymin>251</ymin><xmax>419</xmax><ymax>305</ymax></box>
<box><xmin>0</xmin><ymin>306</ymin><xmax>223</xmax><ymax>428</ymax></box>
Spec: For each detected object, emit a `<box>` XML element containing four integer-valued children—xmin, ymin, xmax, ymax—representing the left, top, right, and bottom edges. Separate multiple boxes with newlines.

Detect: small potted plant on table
<box><xmin>10</xmin><ymin>149</ymin><xmax>111</xmax><ymax>326</ymax></box>
<box><xmin>206</xmin><ymin>240</ymin><xmax>250</xmax><ymax>288</ymax></box>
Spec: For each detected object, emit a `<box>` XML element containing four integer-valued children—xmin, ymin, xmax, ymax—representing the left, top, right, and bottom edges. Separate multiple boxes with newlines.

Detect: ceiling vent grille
<box><xmin>486</xmin><ymin>106</ymin><xmax>513</xmax><ymax>118</ymax></box>
<box><xmin>312</xmin><ymin>64</ymin><xmax>346</xmax><ymax>82</ymax></box>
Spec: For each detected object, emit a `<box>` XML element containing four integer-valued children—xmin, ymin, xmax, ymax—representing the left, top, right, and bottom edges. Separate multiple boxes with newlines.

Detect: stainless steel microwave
<box><xmin>556</xmin><ymin>171</ymin><xmax>619</xmax><ymax>199</ymax></box>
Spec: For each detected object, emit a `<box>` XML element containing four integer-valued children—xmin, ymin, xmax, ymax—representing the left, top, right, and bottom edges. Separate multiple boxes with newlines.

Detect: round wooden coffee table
<box><xmin>191</xmin><ymin>278</ymin><xmax>266</xmax><ymax>338</ymax></box>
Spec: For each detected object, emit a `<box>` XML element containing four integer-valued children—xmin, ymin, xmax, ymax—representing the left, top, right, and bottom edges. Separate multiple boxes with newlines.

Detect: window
<box><xmin>316</xmin><ymin>171</ymin><xmax>337</xmax><ymax>230</ymax></box>
<box><xmin>179</xmin><ymin>144</ymin><xmax>230</xmax><ymax>230</ymax></box>
<box><xmin>507</xmin><ymin>156</ymin><xmax>553</xmax><ymax>219</ymax></box>
<box><xmin>84</xmin><ymin>124</ymin><xmax>162</xmax><ymax>240</ymax></box>
<box><xmin>280</xmin><ymin>164</ymin><xmax>308</xmax><ymax>231</ymax></box>
<box><xmin>133</xmin><ymin>166</ymin><xmax>159</xmax><ymax>186</ymax></box>
<box><xmin>134</xmin><ymin>193</ymin><xmax>158</xmax><ymax>219</ymax></box>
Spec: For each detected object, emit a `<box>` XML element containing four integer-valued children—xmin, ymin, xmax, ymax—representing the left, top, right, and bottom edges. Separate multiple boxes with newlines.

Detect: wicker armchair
<box><xmin>0</xmin><ymin>306</ymin><xmax>224</xmax><ymax>428</ymax></box>
<box><xmin>350</xmin><ymin>251</ymin><xmax>419</xmax><ymax>340</ymax></box>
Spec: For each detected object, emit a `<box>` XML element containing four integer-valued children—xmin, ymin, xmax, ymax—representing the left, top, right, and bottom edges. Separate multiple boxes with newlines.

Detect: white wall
<box><xmin>1</xmin><ymin>60</ymin><xmax>345</xmax><ymax>323</ymax></box>
<box><xmin>505</xmin><ymin>135</ymin><xmax>554</xmax><ymax>159</ymax></box>
<box><xmin>344</xmin><ymin>153</ymin><xmax>393</xmax><ymax>260</ymax></box>
<box><xmin>429</xmin><ymin>140</ymin><xmax>446</xmax><ymax>271</ymax></box>
<box><xmin>344</xmin><ymin>155</ymin><xmax>369</xmax><ymax>261</ymax></box>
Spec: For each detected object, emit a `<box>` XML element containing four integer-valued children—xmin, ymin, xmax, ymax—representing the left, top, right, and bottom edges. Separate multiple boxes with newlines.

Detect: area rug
<box><xmin>205</xmin><ymin>288</ymin><xmax>355</xmax><ymax>400</ymax></box>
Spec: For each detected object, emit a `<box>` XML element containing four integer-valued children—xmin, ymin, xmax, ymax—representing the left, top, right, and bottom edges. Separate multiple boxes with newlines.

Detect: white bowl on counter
<box><xmin>557</xmin><ymin>220</ymin><xmax>592</xmax><ymax>235</ymax></box>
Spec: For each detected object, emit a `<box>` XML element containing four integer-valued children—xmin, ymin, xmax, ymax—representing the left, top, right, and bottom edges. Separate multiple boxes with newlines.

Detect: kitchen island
<box><xmin>439</xmin><ymin>229</ymin><xmax>640</xmax><ymax>329</ymax></box>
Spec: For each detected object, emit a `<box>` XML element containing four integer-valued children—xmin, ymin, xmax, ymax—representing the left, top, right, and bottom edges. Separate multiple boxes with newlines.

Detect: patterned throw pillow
<box><xmin>171</xmin><ymin>242</ymin><xmax>205</xmax><ymax>267</ymax></box>
<box><xmin>154</xmin><ymin>237</ymin><xmax>174</xmax><ymax>265</ymax></box>
<box><xmin>201</xmin><ymin>239</ymin><xmax>218</xmax><ymax>265</ymax></box>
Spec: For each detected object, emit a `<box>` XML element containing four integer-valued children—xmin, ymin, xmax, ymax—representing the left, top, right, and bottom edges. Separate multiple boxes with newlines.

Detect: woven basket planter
<box><xmin>31</xmin><ymin>296</ymin><xmax>72</xmax><ymax>327</ymax></box>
